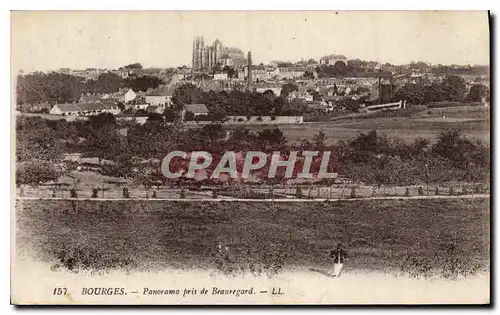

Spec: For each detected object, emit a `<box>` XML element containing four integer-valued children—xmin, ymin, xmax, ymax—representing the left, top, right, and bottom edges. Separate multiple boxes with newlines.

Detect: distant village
<box><xmin>16</xmin><ymin>35</ymin><xmax>490</xmax><ymax>124</ymax></box>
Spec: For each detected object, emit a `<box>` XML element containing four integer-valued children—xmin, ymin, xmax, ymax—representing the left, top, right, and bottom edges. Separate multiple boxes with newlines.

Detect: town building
<box><xmin>145</xmin><ymin>86</ymin><xmax>173</xmax><ymax>108</ymax></box>
<box><xmin>79</xmin><ymin>93</ymin><xmax>104</xmax><ymax>103</ymax></box>
<box><xmin>181</xmin><ymin>104</ymin><xmax>209</xmax><ymax>120</ymax></box>
<box><xmin>49</xmin><ymin>102</ymin><xmax>121</xmax><ymax>116</ymax></box>
<box><xmin>192</xmin><ymin>36</ymin><xmax>246</xmax><ymax>71</ymax></box>
<box><xmin>319</xmin><ymin>54</ymin><xmax>348</xmax><ymax>66</ymax></box>
<box><xmin>111</xmin><ymin>88</ymin><xmax>137</xmax><ymax>103</ymax></box>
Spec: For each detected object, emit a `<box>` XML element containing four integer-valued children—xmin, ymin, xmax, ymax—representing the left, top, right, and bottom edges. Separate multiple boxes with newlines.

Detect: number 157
<box><xmin>53</xmin><ymin>288</ymin><xmax>67</xmax><ymax>295</ymax></box>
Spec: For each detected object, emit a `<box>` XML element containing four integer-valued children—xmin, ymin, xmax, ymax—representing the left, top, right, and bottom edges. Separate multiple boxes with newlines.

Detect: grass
<box><xmin>16</xmin><ymin>198</ymin><xmax>490</xmax><ymax>278</ymax></box>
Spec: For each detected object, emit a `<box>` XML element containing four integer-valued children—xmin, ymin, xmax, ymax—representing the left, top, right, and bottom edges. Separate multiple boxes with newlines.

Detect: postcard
<box><xmin>11</xmin><ymin>10</ymin><xmax>490</xmax><ymax>305</ymax></box>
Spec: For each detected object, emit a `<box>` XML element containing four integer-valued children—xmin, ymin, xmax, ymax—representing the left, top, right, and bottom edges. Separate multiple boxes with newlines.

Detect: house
<box><xmin>49</xmin><ymin>103</ymin><xmax>80</xmax><ymax>116</ymax></box>
<box><xmin>277</xmin><ymin>67</ymin><xmax>307</xmax><ymax>80</ymax></box>
<box><xmin>319</xmin><ymin>54</ymin><xmax>348</xmax><ymax>66</ymax></box>
<box><xmin>213</xmin><ymin>73</ymin><xmax>229</xmax><ymax>81</ymax></box>
<box><xmin>126</xmin><ymin>103</ymin><xmax>150</xmax><ymax>111</ymax></box>
<box><xmin>111</xmin><ymin>88</ymin><xmax>137</xmax><ymax>103</ymax></box>
<box><xmin>287</xmin><ymin>91</ymin><xmax>314</xmax><ymax>102</ymax></box>
<box><xmin>49</xmin><ymin>102</ymin><xmax>121</xmax><ymax>116</ymax></box>
<box><xmin>78</xmin><ymin>94</ymin><xmax>104</xmax><ymax>103</ymax></box>
<box><xmin>181</xmin><ymin>104</ymin><xmax>209</xmax><ymax>120</ymax></box>
<box><xmin>145</xmin><ymin>86</ymin><xmax>173</xmax><ymax>108</ymax></box>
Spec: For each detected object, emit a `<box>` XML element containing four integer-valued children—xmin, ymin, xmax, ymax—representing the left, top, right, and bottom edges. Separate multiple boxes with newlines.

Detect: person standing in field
<box><xmin>330</xmin><ymin>243</ymin><xmax>347</xmax><ymax>277</ymax></box>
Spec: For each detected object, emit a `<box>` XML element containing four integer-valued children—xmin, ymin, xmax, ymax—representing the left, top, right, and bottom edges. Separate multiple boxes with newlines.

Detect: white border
<box><xmin>2</xmin><ymin>1</ymin><xmax>497</xmax><ymax>314</ymax></box>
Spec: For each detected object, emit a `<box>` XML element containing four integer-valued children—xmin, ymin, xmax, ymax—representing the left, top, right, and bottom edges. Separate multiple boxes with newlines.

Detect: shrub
<box><xmin>405</xmin><ymin>187</ymin><xmax>410</xmax><ymax>196</ymax></box>
<box><xmin>475</xmin><ymin>184</ymin><xmax>483</xmax><ymax>193</ymax></box>
<box><xmin>449</xmin><ymin>186</ymin><xmax>455</xmax><ymax>195</ymax></box>
<box><xmin>256</xmin><ymin>116</ymin><xmax>263</xmax><ymax>121</ymax></box>
<box><xmin>435</xmin><ymin>186</ymin><xmax>439</xmax><ymax>195</ymax></box>
<box><xmin>418</xmin><ymin>187</ymin><xmax>424</xmax><ymax>196</ymax></box>
<box><xmin>400</xmin><ymin>253</ymin><xmax>433</xmax><ymax>279</ymax></box>
<box><xmin>295</xmin><ymin>186</ymin><xmax>303</xmax><ymax>198</ymax></box>
<box><xmin>350</xmin><ymin>187</ymin><xmax>356</xmax><ymax>198</ymax></box>
<box><xmin>52</xmin><ymin>245</ymin><xmax>135</xmax><ymax>272</ymax></box>
<box><xmin>237</xmin><ymin>118</ymin><xmax>244</xmax><ymax>122</ymax></box>
<box><xmin>123</xmin><ymin>187</ymin><xmax>130</xmax><ymax>198</ymax></box>
<box><xmin>212</xmin><ymin>190</ymin><xmax>218</xmax><ymax>199</ymax></box>
<box><xmin>152</xmin><ymin>190</ymin><xmax>157</xmax><ymax>198</ymax></box>
<box><xmin>70</xmin><ymin>188</ymin><xmax>77</xmax><ymax>198</ymax></box>
<box><xmin>180</xmin><ymin>189</ymin><xmax>186</xmax><ymax>199</ymax></box>
<box><xmin>92</xmin><ymin>188</ymin><xmax>99</xmax><ymax>198</ymax></box>
<box><xmin>270</xmin><ymin>116</ymin><xmax>276</xmax><ymax>121</ymax></box>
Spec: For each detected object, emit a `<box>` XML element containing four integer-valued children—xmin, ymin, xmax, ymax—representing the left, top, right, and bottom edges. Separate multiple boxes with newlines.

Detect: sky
<box><xmin>11</xmin><ymin>11</ymin><xmax>490</xmax><ymax>72</ymax></box>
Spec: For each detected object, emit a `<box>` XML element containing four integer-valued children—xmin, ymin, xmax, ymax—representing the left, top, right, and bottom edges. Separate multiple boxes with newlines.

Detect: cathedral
<box><xmin>192</xmin><ymin>36</ymin><xmax>246</xmax><ymax>71</ymax></box>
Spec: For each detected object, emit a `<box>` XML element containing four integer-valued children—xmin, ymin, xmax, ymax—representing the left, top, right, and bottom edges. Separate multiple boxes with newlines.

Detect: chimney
<box><xmin>247</xmin><ymin>51</ymin><xmax>252</xmax><ymax>91</ymax></box>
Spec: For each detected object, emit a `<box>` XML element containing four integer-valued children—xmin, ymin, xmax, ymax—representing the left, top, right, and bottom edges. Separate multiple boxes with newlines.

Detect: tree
<box><xmin>87</xmin><ymin>72</ymin><xmax>124</xmax><ymax>93</ymax></box>
<box><xmin>313</xmin><ymin>130</ymin><xmax>327</xmax><ymax>149</ymax></box>
<box><xmin>263</xmin><ymin>89</ymin><xmax>276</xmax><ymax>102</ymax></box>
<box><xmin>393</xmin><ymin>84</ymin><xmax>425</xmax><ymax>104</ymax></box>
<box><xmin>257</xmin><ymin>128</ymin><xmax>287</xmax><ymax>149</ymax></box>
<box><xmin>440</xmin><ymin>75</ymin><xmax>467</xmax><ymax>102</ymax></box>
<box><xmin>16</xmin><ymin>116</ymin><xmax>65</xmax><ymax>162</ymax></box>
<box><xmin>16</xmin><ymin>160</ymin><xmax>60</xmax><ymax>186</ymax></box>
<box><xmin>122</xmin><ymin>63</ymin><xmax>143</xmax><ymax>70</ymax></box>
<box><xmin>222</xmin><ymin>66</ymin><xmax>236</xmax><ymax>79</ymax></box>
<box><xmin>280</xmin><ymin>83</ymin><xmax>299</xmax><ymax>98</ymax></box>
<box><xmin>172</xmin><ymin>84</ymin><xmax>204</xmax><ymax>110</ymax></box>
<box><xmin>163</xmin><ymin>107</ymin><xmax>179</xmax><ymax>122</ymax></box>
<box><xmin>466</xmin><ymin>84</ymin><xmax>489</xmax><ymax>102</ymax></box>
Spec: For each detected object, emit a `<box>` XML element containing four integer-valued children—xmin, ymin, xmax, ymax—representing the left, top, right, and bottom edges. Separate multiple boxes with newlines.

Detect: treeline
<box><xmin>393</xmin><ymin>75</ymin><xmax>490</xmax><ymax>104</ymax></box>
<box><xmin>16</xmin><ymin>114</ymin><xmax>489</xmax><ymax>187</ymax></box>
<box><xmin>170</xmin><ymin>83</ymin><xmax>308</xmax><ymax>118</ymax></box>
<box><xmin>16</xmin><ymin>72</ymin><xmax>164</xmax><ymax>105</ymax></box>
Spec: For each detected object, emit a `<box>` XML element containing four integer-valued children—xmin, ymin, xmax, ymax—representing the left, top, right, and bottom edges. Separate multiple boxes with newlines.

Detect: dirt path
<box><xmin>16</xmin><ymin>193</ymin><xmax>490</xmax><ymax>202</ymax></box>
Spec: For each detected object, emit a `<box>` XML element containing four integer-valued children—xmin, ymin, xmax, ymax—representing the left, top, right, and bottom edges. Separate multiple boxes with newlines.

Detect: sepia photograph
<box><xmin>10</xmin><ymin>10</ymin><xmax>490</xmax><ymax>305</ymax></box>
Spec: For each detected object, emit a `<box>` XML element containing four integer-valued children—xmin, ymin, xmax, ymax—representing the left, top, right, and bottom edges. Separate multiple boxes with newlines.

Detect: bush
<box><xmin>435</xmin><ymin>186</ymin><xmax>439</xmax><ymax>195</ymax></box>
<box><xmin>152</xmin><ymin>190</ymin><xmax>157</xmax><ymax>198</ymax></box>
<box><xmin>16</xmin><ymin>160</ymin><xmax>60</xmax><ymax>186</ymax></box>
<box><xmin>123</xmin><ymin>187</ymin><xmax>130</xmax><ymax>198</ymax></box>
<box><xmin>92</xmin><ymin>188</ymin><xmax>99</xmax><ymax>198</ymax></box>
<box><xmin>270</xmin><ymin>116</ymin><xmax>276</xmax><ymax>121</ymax></box>
<box><xmin>350</xmin><ymin>187</ymin><xmax>356</xmax><ymax>198</ymax></box>
<box><xmin>475</xmin><ymin>184</ymin><xmax>483</xmax><ymax>193</ymax></box>
<box><xmin>418</xmin><ymin>187</ymin><xmax>424</xmax><ymax>196</ymax></box>
<box><xmin>295</xmin><ymin>186</ymin><xmax>303</xmax><ymax>198</ymax></box>
<box><xmin>400</xmin><ymin>253</ymin><xmax>433</xmax><ymax>279</ymax></box>
<box><xmin>52</xmin><ymin>245</ymin><xmax>135</xmax><ymax>272</ymax></box>
<box><xmin>449</xmin><ymin>186</ymin><xmax>455</xmax><ymax>195</ymax></box>
<box><xmin>237</xmin><ymin>118</ymin><xmax>244</xmax><ymax>122</ymax></box>
<box><xmin>256</xmin><ymin>116</ymin><xmax>263</xmax><ymax>121</ymax></box>
<box><xmin>180</xmin><ymin>189</ymin><xmax>186</xmax><ymax>199</ymax></box>
<box><xmin>212</xmin><ymin>190</ymin><xmax>218</xmax><ymax>199</ymax></box>
<box><xmin>70</xmin><ymin>188</ymin><xmax>77</xmax><ymax>198</ymax></box>
<box><xmin>405</xmin><ymin>187</ymin><xmax>410</xmax><ymax>196</ymax></box>
<box><xmin>461</xmin><ymin>185</ymin><xmax>468</xmax><ymax>195</ymax></box>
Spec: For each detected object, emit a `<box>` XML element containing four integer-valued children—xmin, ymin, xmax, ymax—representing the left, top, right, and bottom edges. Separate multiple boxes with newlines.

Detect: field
<box><xmin>227</xmin><ymin>105</ymin><xmax>490</xmax><ymax>145</ymax></box>
<box><xmin>16</xmin><ymin>198</ymin><xmax>490</xmax><ymax>278</ymax></box>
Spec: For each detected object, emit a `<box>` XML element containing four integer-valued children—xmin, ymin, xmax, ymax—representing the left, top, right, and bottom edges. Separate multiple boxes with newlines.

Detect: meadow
<box><xmin>227</xmin><ymin>105</ymin><xmax>490</xmax><ymax>145</ymax></box>
<box><xmin>16</xmin><ymin>198</ymin><xmax>490</xmax><ymax>278</ymax></box>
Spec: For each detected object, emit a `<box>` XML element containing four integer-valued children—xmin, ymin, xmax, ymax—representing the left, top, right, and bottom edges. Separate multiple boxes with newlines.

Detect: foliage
<box><xmin>16</xmin><ymin>160</ymin><xmax>60</xmax><ymax>185</ymax></box>
<box><xmin>466</xmin><ymin>84</ymin><xmax>489</xmax><ymax>102</ymax></box>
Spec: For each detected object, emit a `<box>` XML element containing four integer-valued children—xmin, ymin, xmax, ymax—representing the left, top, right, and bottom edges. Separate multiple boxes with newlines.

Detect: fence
<box><xmin>16</xmin><ymin>182</ymin><xmax>490</xmax><ymax>200</ymax></box>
